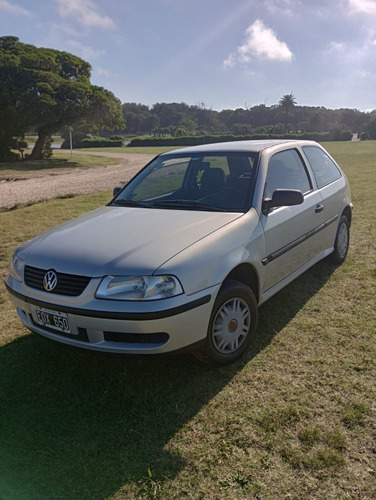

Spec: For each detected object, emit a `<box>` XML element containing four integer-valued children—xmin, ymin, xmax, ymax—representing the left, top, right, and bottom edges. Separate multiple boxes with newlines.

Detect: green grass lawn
<box><xmin>0</xmin><ymin>142</ymin><xmax>375</xmax><ymax>499</ymax></box>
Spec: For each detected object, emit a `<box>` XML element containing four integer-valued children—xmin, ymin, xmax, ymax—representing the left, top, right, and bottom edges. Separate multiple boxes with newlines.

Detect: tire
<box><xmin>328</xmin><ymin>214</ymin><xmax>350</xmax><ymax>265</ymax></box>
<box><xmin>198</xmin><ymin>280</ymin><xmax>258</xmax><ymax>366</ymax></box>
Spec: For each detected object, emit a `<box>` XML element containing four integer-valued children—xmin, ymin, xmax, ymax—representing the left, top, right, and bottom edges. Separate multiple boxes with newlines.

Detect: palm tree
<box><xmin>278</xmin><ymin>93</ymin><xmax>297</xmax><ymax>133</ymax></box>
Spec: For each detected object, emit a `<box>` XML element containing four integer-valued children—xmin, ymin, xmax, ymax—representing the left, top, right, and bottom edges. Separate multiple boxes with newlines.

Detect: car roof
<box><xmin>161</xmin><ymin>139</ymin><xmax>318</xmax><ymax>156</ymax></box>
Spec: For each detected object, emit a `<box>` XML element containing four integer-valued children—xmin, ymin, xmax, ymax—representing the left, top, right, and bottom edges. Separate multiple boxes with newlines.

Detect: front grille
<box><xmin>25</xmin><ymin>266</ymin><xmax>91</xmax><ymax>296</ymax></box>
<box><xmin>104</xmin><ymin>331</ymin><xmax>169</xmax><ymax>345</ymax></box>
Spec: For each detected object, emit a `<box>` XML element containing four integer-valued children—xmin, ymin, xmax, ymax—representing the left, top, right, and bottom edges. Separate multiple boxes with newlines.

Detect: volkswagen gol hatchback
<box><xmin>6</xmin><ymin>140</ymin><xmax>352</xmax><ymax>365</ymax></box>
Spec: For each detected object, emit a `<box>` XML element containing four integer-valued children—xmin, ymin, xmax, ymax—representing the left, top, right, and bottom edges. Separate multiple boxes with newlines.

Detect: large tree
<box><xmin>0</xmin><ymin>36</ymin><xmax>125</xmax><ymax>160</ymax></box>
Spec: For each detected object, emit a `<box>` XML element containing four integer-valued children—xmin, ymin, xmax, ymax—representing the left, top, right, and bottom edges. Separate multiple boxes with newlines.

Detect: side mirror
<box><xmin>262</xmin><ymin>189</ymin><xmax>304</xmax><ymax>214</ymax></box>
<box><xmin>113</xmin><ymin>186</ymin><xmax>122</xmax><ymax>197</ymax></box>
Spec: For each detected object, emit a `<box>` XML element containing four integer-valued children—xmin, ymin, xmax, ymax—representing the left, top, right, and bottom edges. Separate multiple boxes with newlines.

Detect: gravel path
<box><xmin>0</xmin><ymin>152</ymin><xmax>154</xmax><ymax>209</ymax></box>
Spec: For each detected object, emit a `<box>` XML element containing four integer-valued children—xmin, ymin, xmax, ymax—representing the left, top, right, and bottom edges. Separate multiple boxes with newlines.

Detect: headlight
<box><xmin>9</xmin><ymin>254</ymin><xmax>25</xmax><ymax>281</ymax></box>
<box><xmin>96</xmin><ymin>275</ymin><xmax>184</xmax><ymax>301</ymax></box>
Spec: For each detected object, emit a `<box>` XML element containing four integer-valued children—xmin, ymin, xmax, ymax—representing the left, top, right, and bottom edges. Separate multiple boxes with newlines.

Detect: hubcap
<box><xmin>212</xmin><ymin>297</ymin><xmax>251</xmax><ymax>354</ymax></box>
<box><xmin>337</xmin><ymin>222</ymin><xmax>349</xmax><ymax>258</ymax></box>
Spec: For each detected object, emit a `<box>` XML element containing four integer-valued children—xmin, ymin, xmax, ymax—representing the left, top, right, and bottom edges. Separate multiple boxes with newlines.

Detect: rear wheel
<box><xmin>328</xmin><ymin>215</ymin><xmax>350</xmax><ymax>264</ymax></box>
<box><xmin>198</xmin><ymin>280</ymin><xmax>258</xmax><ymax>365</ymax></box>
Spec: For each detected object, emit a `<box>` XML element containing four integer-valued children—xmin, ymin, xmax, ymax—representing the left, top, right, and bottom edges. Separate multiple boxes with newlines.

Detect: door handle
<box><xmin>315</xmin><ymin>204</ymin><xmax>324</xmax><ymax>213</ymax></box>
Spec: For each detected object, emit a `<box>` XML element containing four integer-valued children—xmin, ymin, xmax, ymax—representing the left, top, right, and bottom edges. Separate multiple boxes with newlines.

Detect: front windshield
<box><xmin>110</xmin><ymin>152</ymin><xmax>259</xmax><ymax>212</ymax></box>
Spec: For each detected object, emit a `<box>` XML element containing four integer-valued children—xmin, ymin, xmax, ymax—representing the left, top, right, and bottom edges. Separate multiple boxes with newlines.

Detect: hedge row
<box><xmin>127</xmin><ymin>132</ymin><xmax>336</xmax><ymax>147</ymax></box>
<box><xmin>11</xmin><ymin>138</ymin><xmax>28</xmax><ymax>149</ymax></box>
<box><xmin>77</xmin><ymin>138</ymin><xmax>123</xmax><ymax>148</ymax></box>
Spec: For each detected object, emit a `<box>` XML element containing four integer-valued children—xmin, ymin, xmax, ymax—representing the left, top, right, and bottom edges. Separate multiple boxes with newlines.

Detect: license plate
<box><xmin>35</xmin><ymin>306</ymin><xmax>71</xmax><ymax>334</ymax></box>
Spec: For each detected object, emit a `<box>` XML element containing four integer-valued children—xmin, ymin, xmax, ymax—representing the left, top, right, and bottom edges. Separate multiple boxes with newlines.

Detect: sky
<box><xmin>1</xmin><ymin>0</ymin><xmax>376</xmax><ymax>112</ymax></box>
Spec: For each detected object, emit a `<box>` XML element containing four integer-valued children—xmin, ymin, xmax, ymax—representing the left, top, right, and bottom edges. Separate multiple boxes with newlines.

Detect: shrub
<box><xmin>109</xmin><ymin>135</ymin><xmax>124</xmax><ymax>142</ymax></box>
<box><xmin>359</xmin><ymin>131</ymin><xmax>368</xmax><ymax>141</ymax></box>
<box><xmin>329</xmin><ymin>127</ymin><xmax>342</xmax><ymax>141</ymax></box>
<box><xmin>41</xmin><ymin>136</ymin><xmax>53</xmax><ymax>159</ymax></box>
<box><xmin>0</xmin><ymin>148</ymin><xmax>18</xmax><ymax>161</ymax></box>
<box><xmin>367</xmin><ymin>116</ymin><xmax>376</xmax><ymax>139</ymax></box>
<box><xmin>11</xmin><ymin>138</ymin><xmax>29</xmax><ymax>150</ymax></box>
<box><xmin>127</xmin><ymin>132</ymin><xmax>333</xmax><ymax>148</ymax></box>
<box><xmin>340</xmin><ymin>130</ymin><xmax>353</xmax><ymax>141</ymax></box>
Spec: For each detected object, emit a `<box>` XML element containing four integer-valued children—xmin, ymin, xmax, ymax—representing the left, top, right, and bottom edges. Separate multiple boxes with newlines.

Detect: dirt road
<box><xmin>0</xmin><ymin>151</ymin><xmax>154</xmax><ymax>209</ymax></box>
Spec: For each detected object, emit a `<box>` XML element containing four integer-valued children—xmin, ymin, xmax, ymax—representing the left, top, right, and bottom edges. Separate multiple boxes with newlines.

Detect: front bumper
<box><xmin>6</xmin><ymin>277</ymin><xmax>218</xmax><ymax>354</ymax></box>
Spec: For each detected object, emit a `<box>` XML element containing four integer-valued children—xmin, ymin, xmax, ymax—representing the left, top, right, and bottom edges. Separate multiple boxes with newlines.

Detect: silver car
<box><xmin>6</xmin><ymin>140</ymin><xmax>352</xmax><ymax>365</ymax></box>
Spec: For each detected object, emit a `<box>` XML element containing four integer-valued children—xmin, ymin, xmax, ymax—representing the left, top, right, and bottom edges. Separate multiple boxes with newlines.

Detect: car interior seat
<box><xmin>200</xmin><ymin>168</ymin><xmax>226</xmax><ymax>196</ymax></box>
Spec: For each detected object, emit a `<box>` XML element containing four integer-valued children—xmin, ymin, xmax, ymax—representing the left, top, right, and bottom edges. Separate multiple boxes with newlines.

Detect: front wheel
<box><xmin>197</xmin><ymin>280</ymin><xmax>258</xmax><ymax>365</ymax></box>
<box><xmin>328</xmin><ymin>214</ymin><xmax>350</xmax><ymax>265</ymax></box>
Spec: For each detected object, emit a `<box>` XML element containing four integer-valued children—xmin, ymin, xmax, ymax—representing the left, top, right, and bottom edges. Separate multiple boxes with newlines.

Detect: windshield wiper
<box><xmin>152</xmin><ymin>199</ymin><xmax>227</xmax><ymax>212</ymax></box>
<box><xmin>109</xmin><ymin>199</ymin><xmax>154</xmax><ymax>208</ymax></box>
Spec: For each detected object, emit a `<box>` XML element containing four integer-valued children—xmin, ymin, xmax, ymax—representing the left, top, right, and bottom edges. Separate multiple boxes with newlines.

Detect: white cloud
<box><xmin>264</xmin><ymin>0</ymin><xmax>294</xmax><ymax>16</ymax></box>
<box><xmin>0</xmin><ymin>0</ymin><xmax>30</xmax><ymax>16</ymax></box>
<box><xmin>223</xmin><ymin>19</ymin><xmax>293</xmax><ymax>69</ymax></box>
<box><xmin>41</xmin><ymin>21</ymin><xmax>79</xmax><ymax>40</ymax></box>
<box><xmin>65</xmin><ymin>40</ymin><xmax>105</xmax><ymax>60</ymax></box>
<box><xmin>348</xmin><ymin>0</ymin><xmax>376</xmax><ymax>14</ymax></box>
<box><xmin>327</xmin><ymin>41</ymin><xmax>346</xmax><ymax>53</ymax></box>
<box><xmin>36</xmin><ymin>22</ymin><xmax>106</xmax><ymax>63</ymax></box>
<box><xmin>223</xmin><ymin>53</ymin><xmax>236</xmax><ymax>69</ymax></box>
<box><xmin>56</xmin><ymin>0</ymin><xmax>115</xmax><ymax>29</ymax></box>
<box><xmin>326</xmin><ymin>29</ymin><xmax>376</xmax><ymax>60</ymax></box>
<box><xmin>95</xmin><ymin>67</ymin><xmax>112</xmax><ymax>77</ymax></box>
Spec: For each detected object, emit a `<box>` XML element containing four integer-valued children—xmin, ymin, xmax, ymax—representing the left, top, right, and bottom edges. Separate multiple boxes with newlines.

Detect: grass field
<box><xmin>0</xmin><ymin>151</ymin><xmax>120</xmax><ymax>178</ymax></box>
<box><xmin>0</xmin><ymin>141</ymin><xmax>375</xmax><ymax>499</ymax></box>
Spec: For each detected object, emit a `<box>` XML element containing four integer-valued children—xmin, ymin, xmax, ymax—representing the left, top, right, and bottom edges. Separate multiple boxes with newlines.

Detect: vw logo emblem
<box><xmin>43</xmin><ymin>270</ymin><xmax>58</xmax><ymax>292</ymax></box>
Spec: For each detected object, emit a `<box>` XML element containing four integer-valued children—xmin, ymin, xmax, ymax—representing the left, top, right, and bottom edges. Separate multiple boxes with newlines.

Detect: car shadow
<box><xmin>0</xmin><ymin>260</ymin><xmax>335</xmax><ymax>499</ymax></box>
<box><xmin>253</xmin><ymin>259</ymin><xmax>336</xmax><ymax>357</ymax></box>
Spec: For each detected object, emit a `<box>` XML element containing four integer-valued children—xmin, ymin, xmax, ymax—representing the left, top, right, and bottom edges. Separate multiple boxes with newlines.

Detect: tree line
<box><xmin>118</xmin><ymin>97</ymin><xmax>375</xmax><ymax>140</ymax></box>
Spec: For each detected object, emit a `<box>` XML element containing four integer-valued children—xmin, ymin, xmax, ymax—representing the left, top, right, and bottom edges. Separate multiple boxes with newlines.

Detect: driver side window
<box><xmin>264</xmin><ymin>149</ymin><xmax>312</xmax><ymax>199</ymax></box>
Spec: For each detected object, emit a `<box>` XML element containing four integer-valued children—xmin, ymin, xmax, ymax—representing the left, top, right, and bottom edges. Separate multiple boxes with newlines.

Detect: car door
<box><xmin>302</xmin><ymin>145</ymin><xmax>346</xmax><ymax>249</ymax></box>
<box><xmin>260</xmin><ymin>148</ymin><xmax>326</xmax><ymax>293</ymax></box>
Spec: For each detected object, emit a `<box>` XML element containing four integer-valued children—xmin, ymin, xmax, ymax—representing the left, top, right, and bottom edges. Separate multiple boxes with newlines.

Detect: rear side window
<box><xmin>264</xmin><ymin>149</ymin><xmax>311</xmax><ymax>198</ymax></box>
<box><xmin>303</xmin><ymin>146</ymin><xmax>342</xmax><ymax>188</ymax></box>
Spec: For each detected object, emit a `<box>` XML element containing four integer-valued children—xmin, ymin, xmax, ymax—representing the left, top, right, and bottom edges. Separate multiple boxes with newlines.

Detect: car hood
<box><xmin>21</xmin><ymin>206</ymin><xmax>242</xmax><ymax>276</ymax></box>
